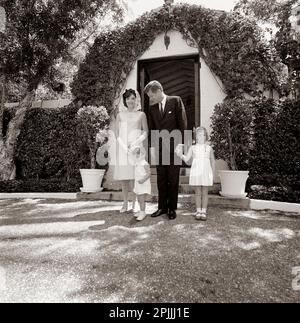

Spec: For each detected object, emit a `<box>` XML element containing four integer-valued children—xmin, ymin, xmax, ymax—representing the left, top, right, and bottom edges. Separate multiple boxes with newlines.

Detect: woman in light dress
<box><xmin>114</xmin><ymin>89</ymin><xmax>149</xmax><ymax>213</ymax></box>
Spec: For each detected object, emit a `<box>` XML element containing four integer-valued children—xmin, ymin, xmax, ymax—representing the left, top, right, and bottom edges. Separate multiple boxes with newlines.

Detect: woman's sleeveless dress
<box><xmin>114</xmin><ymin>111</ymin><xmax>144</xmax><ymax>181</ymax></box>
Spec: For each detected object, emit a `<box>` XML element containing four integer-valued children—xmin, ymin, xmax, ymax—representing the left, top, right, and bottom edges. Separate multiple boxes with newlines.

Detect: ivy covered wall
<box><xmin>72</xmin><ymin>4</ymin><xmax>285</xmax><ymax>113</ymax></box>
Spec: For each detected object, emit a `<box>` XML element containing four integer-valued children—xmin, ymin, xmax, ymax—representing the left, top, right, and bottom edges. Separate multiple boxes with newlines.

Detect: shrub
<box><xmin>251</xmin><ymin>98</ymin><xmax>300</xmax><ymax>177</ymax></box>
<box><xmin>76</xmin><ymin>105</ymin><xmax>110</xmax><ymax>169</ymax></box>
<box><xmin>211</xmin><ymin>97</ymin><xmax>300</xmax><ymax>203</ymax></box>
<box><xmin>247</xmin><ymin>173</ymin><xmax>300</xmax><ymax>203</ymax></box>
<box><xmin>15</xmin><ymin>103</ymin><xmax>90</xmax><ymax>181</ymax></box>
<box><xmin>210</xmin><ymin>97</ymin><xmax>254</xmax><ymax>170</ymax></box>
<box><xmin>211</xmin><ymin>97</ymin><xmax>300</xmax><ymax>173</ymax></box>
<box><xmin>0</xmin><ymin>179</ymin><xmax>81</xmax><ymax>193</ymax></box>
<box><xmin>1</xmin><ymin>102</ymin><xmax>112</xmax><ymax>192</ymax></box>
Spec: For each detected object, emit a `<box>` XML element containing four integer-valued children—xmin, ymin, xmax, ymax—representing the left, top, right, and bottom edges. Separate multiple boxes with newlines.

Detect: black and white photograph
<box><xmin>0</xmin><ymin>0</ymin><xmax>299</xmax><ymax>307</ymax></box>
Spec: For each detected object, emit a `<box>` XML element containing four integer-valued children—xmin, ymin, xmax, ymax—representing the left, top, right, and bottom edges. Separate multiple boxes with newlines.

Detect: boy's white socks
<box><xmin>137</xmin><ymin>211</ymin><xmax>147</xmax><ymax>221</ymax></box>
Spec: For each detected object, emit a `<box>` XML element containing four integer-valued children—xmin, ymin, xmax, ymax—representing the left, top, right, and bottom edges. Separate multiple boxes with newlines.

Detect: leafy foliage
<box><xmin>210</xmin><ymin>97</ymin><xmax>255</xmax><ymax>171</ymax></box>
<box><xmin>234</xmin><ymin>0</ymin><xmax>296</xmax><ymax>25</ymax></box>
<box><xmin>1</xmin><ymin>102</ymin><xmax>111</xmax><ymax>187</ymax></box>
<box><xmin>8</xmin><ymin>103</ymin><xmax>91</xmax><ymax>181</ymax></box>
<box><xmin>0</xmin><ymin>0</ymin><xmax>123</xmax><ymax>181</ymax></box>
<box><xmin>72</xmin><ymin>4</ymin><xmax>284</xmax><ymax>112</ymax></box>
<box><xmin>0</xmin><ymin>0</ymin><xmax>122</xmax><ymax>95</ymax></box>
<box><xmin>252</xmin><ymin>98</ymin><xmax>300</xmax><ymax>176</ymax></box>
<box><xmin>235</xmin><ymin>0</ymin><xmax>300</xmax><ymax>96</ymax></box>
<box><xmin>76</xmin><ymin>105</ymin><xmax>110</xmax><ymax>168</ymax></box>
<box><xmin>247</xmin><ymin>174</ymin><xmax>300</xmax><ymax>203</ymax></box>
<box><xmin>210</xmin><ymin>97</ymin><xmax>300</xmax><ymax>202</ymax></box>
<box><xmin>0</xmin><ymin>178</ymin><xmax>82</xmax><ymax>193</ymax></box>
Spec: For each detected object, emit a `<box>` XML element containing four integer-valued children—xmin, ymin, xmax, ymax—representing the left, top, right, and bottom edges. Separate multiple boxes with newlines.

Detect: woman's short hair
<box><xmin>123</xmin><ymin>89</ymin><xmax>137</xmax><ymax>108</ymax></box>
<box><xmin>144</xmin><ymin>81</ymin><xmax>164</xmax><ymax>94</ymax></box>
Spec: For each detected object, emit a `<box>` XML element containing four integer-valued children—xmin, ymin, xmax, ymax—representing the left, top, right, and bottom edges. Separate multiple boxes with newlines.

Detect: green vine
<box><xmin>72</xmin><ymin>4</ymin><xmax>285</xmax><ymax>113</ymax></box>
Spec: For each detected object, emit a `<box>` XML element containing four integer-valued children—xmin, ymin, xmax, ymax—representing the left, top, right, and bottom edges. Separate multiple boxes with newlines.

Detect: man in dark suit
<box><xmin>145</xmin><ymin>81</ymin><xmax>188</xmax><ymax>220</ymax></box>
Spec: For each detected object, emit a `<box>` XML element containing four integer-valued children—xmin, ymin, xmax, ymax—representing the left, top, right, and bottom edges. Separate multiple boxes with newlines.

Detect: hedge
<box><xmin>0</xmin><ymin>178</ymin><xmax>82</xmax><ymax>193</ymax></box>
<box><xmin>247</xmin><ymin>174</ymin><xmax>300</xmax><ymax>203</ymax></box>
<box><xmin>211</xmin><ymin>97</ymin><xmax>300</xmax><ymax>175</ymax></box>
<box><xmin>249</xmin><ymin>98</ymin><xmax>300</xmax><ymax>203</ymax></box>
<box><xmin>251</xmin><ymin>98</ymin><xmax>300</xmax><ymax>177</ymax></box>
<box><xmin>1</xmin><ymin>103</ymin><xmax>90</xmax><ymax>186</ymax></box>
<box><xmin>210</xmin><ymin>97</ymin><xmax>254</xmax><ymax>171</ymax></box>
<box><xmin>211</xmin><ymin>97</ymin><xmax>300</xmax><ymax>203</ymax></box>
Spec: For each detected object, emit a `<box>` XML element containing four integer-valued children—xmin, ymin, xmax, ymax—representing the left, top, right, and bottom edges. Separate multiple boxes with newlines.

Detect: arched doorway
<box><xmin>138</xmin><ymin>54</ymin><xmax>201</xmax><ymax>130</ymax></box>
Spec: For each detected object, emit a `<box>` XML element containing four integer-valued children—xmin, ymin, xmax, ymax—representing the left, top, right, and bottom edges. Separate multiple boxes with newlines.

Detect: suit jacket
<box><xmin>148</xmin><ymin>96</ymin><xmax>188</xmax><ymax>160</ymax></box>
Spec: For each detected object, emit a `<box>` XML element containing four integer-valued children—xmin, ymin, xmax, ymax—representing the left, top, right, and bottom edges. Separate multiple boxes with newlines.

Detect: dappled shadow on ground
<box><xmin>0</xmin><ymin>199</ymin><xmax>299</xmax><ymax>303</ymax></box>
<box><xmin>0</xmin><ymin>199</ymin><xmax>120</xmax><ymax>223</ymax></box>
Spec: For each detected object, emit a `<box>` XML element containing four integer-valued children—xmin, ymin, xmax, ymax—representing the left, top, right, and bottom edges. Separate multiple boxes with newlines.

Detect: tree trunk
<box><xmin>227</xmin><ymin>123</ymin><xmax>237</xmax><ymax>171</ymax></box>
<box><xmin>0</xmin><ymin>90</ymin><xmax>35</xmax><ymax>181</ymax></box>
<box><xmin>0</xmin><ymin>77</ymin><xmax>5</xmax><ymax>138</ymax></box>
<box><xmin>90</xmin><ymin>142</ymin><xmax>98</xmax><ymax>169</ymax></box>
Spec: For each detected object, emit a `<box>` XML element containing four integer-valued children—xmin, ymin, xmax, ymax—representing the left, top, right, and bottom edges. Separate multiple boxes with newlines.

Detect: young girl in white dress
<box><xmin>176</xmin><ymin>127</ymin><xmax>215</xmax><ymax>221</ymax></box>
<box><xmin>132</xmin><ymin>146</ymin><xmax>151</xmax><ymax>221</ymax></box>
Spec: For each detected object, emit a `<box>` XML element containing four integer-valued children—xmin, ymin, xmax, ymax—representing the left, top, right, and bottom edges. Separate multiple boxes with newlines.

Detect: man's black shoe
<box><xmin>168</xmin><ymin>210</ymin><xmax>177</xmax><ymax>220</ymax></box>
<box><xmin>151</xmin><ymin>209</ymin><xmax>168</xmax><ymax>218</ymax></box>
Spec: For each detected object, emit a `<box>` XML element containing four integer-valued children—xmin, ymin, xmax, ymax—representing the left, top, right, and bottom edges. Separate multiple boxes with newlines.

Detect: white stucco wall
<box><xmin>200</xmin><ymin>57</ymin><xmax>226</xmax><ymax>135</ymax></box>
<box><xmin>5</xmin><ymin>99</ymin><xmax>72</xmax><ymax>109</ymax></box>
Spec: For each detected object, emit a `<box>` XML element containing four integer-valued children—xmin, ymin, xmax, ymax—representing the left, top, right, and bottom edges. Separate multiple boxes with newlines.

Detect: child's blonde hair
<box><xmin>195</xmin><ymin>126</ymin><xmax>209</xmax><ymax>143</ymax></box>
<box><xmin>132</xmin><ymin>146</ymin><xmax>146</xmax><ymax>158</ymax></box>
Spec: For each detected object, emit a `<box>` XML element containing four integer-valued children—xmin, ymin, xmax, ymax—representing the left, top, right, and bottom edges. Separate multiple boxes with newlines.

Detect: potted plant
<box><xmin>210</xmin><ymin>98</ymin><xmax>253</xmax><ymax>198</ymax></box>
<box><xmin>77</xmin><ymin>105</ymin><xmax>110</xmax><ymax>193</ymax></box>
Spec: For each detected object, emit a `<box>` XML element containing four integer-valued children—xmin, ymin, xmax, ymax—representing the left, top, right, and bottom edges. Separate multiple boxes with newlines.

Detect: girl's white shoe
<box><xmin>195</xmin><ymin>211</ymin><xmax>207</xmax><ymax>221</ymax></box>
<box><xmin>136</xmin><ymin>211</ymin><xmax>147</xmax><ymax>221</ymax></box>
<box><xmin>195</xmin><ymin>212</ymin><xmax>202</xmax><ymax>221</ymax></box>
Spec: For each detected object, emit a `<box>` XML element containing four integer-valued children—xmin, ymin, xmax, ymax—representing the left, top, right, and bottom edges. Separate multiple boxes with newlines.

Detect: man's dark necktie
<box><xmin>159</xmin><ymin>102</ymin><xmax>164</xmax><ymax>118</ymax></box>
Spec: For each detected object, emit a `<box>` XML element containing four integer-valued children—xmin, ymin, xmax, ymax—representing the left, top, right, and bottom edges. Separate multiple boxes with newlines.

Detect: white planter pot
<box><xmin>219</xmin><ymin>170</ymin><xmax>249</xmax><ymax>199</ymax></box>
<box><xmin>80</xmin><ymin>169</ymin><xmax>106</xmax><ymax>193</ymax></box>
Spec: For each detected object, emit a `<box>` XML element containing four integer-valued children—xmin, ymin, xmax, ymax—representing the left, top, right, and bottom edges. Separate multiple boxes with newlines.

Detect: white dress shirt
<box><xmin>160</xmin><ymin>94</ymin><xmax>167</xmax><ymax>113</ymax></box>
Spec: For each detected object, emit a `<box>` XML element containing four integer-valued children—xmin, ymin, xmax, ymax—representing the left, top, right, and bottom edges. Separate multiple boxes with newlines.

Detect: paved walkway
<box><xmin>0</xmin><ymin>199</ymin><xmax>299</xmax><ymax>303</ymax></box>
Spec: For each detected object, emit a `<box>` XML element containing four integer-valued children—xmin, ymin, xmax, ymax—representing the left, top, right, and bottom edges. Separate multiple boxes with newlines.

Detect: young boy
<box><xmin>132</xmin><ymin>147</ymin><xmax>152</xmax><ymax>221</ymax></box>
